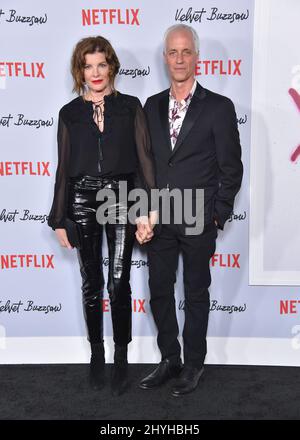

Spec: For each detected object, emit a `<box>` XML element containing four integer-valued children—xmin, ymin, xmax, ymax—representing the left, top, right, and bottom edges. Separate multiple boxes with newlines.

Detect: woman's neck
<box><xmin>85</xmin><ymin>88</ymin><xmax>112</xmax><ymax>103</ymax></box>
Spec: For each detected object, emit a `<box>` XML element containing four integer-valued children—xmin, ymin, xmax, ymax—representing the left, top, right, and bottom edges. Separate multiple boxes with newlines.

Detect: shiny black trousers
<box><xmin>67</xmin><ymin>175</ymin><xmax>136</xmax><ymax>346</ymax></box>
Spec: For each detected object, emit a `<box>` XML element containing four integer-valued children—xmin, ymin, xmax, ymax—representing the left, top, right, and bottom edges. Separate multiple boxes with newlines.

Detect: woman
<box><xmin>47</xmin><ymin>36</ymin><xmax>156</xmax><ymax>396</ymax></box>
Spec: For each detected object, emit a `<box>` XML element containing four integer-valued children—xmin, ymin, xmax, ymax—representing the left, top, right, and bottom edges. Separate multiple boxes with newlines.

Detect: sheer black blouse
<box><xmin>47</xmin><ymin>92</ymin><xmax>156</xmax><ymax>230</ymax></box>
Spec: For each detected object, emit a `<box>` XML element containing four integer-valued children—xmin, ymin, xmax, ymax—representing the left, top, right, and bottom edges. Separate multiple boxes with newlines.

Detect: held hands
<box><xmin>55</xmin><ymin>228</ymin><xmax>73</xmax><ymax>250</ymax></box>
<box><xmin>55</xmin><ymin>212</ymin><xmax>160</xmax><ymax>248</ymax></box>
<box><xmin>135</xmin><ymin>211</ymin><xmax>158</xmax><ymax>245</ymax></box>
<box><xmin>56</xmin><ymin>216</ymin><xmax>217</xmax><ymax>248</ymax></box>
<box><xmin>136</xmin><ymin>217</ymin><xmax>218</xmax><ymax>244</ymax></box>
<box><xmin>135</xmin><ymin>219</ymin><xmax>153</xmax><ymax>245</ymax></box>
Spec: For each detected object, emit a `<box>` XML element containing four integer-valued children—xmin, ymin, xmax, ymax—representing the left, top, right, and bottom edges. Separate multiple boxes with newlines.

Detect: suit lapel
<box><xmin>159</xmin><ymin>90</ymin><xmax>172</xmax><ymax>153</ymax></box>
<box><xmin>171</xmin><ymin>82</ymin><xmax>207</xmax><ymax>156</ymax></box>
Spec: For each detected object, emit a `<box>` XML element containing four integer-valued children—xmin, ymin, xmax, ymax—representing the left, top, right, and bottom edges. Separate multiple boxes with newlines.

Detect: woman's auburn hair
<box><xmin>71</xmin><ymin>36</ymin><xmax>120</xmax><ymax>95</ymax></box>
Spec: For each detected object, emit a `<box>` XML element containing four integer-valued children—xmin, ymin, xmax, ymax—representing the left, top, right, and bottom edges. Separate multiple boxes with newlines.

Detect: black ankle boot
<box><xmin>89</xmin><ymin>342</ymin><xmax>105</xmax><ymax>390</ymax></box>
<box><xmin>111</xmin><ymin>344</ymin><xmax>128</xmax><ymax>396</ymax></box>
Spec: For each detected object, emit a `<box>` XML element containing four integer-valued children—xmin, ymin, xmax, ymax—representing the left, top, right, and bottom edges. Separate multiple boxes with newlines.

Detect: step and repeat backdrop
<box><xmin>1</xmin><ymin>0</ymin><xmax>299</xmax><ymax>365</ymax></box>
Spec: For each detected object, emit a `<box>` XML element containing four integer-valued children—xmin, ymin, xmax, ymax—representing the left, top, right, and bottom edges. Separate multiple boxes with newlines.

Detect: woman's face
<box><xmin>83</xmin><ymin>51</ymin><xmax>111</xmax><ymax>96</ymax></box>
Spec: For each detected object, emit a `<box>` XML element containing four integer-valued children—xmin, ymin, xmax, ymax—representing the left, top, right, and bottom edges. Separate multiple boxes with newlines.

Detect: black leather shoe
<box><xmin>111</xmin><ymin>363</ymin><xmax>128</xmax><ymax>396</ymax></box>
<box><xmin>139</xmin><ymin>359</ymin><xmax>183</xmax><ymax>390</ymax></box>
<box><xmin>171</xmin><ymin>366</ymin><xmax>204</xmax><ymax>397</ymax></box>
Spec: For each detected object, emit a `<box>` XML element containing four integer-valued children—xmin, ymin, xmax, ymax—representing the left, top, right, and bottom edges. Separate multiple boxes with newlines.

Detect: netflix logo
<box><xmin>102</xmin><ymin>298</ymin><xmax>146</xmax><ymax>313</ymax></box>
<box><xmin>280</xmin><ymin>300</ymin><xmax>300</xmax><ymax>315</ymax></box>
<box><xmin>0</xmin><ymin>62</ymin><xmax>45</xmax><ymax>79</ymax></box>
<box><xmin>195</xmin><ymin>59</ymin><xmax>242</xmax><ymax>76</ymax></box>
<box><xmin>211</xmin><ymin>253</ymin><xmax>241</xmax><ymax>269</ymax></box>
<box><xmin>82</xmin><ymin>8</ymin><xmax>140</xmax><ymax>26</ymax></box>
<box><xmin>1</xmin><ymin>254</ymin><xmax>54</xmax><ymax>270</ymax></box>
<box><xmin>0</xmin><ymin>162</ymin><xmax>50</xmax><ymax>176</ymax></box>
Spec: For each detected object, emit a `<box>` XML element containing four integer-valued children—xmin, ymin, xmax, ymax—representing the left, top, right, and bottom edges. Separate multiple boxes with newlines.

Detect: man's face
<box><xmin>164</xmin><ymin>29</ymin><xmax>198</xmax><ymax>83</ymax></box>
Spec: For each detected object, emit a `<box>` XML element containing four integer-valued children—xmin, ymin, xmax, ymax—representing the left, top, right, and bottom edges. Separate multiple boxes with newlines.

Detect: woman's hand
<box><xmin>55</xmin><ymin>228</ymin><xmax>73</xmax><ymax>250</ymax></box>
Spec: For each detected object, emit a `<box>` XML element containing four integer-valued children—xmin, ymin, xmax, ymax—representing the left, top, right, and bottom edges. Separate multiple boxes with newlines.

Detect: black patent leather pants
<box><xmin>67</xmin><ymin>174</ymin><xmax>136</xmax><ymax>346</ymax></box>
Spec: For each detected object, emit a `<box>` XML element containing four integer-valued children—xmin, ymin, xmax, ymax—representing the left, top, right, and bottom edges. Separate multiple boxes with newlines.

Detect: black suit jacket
<box><xmin>144</xmin><ymin>81</ymin><xmax>243</xmax><ymax>233</ymax></box>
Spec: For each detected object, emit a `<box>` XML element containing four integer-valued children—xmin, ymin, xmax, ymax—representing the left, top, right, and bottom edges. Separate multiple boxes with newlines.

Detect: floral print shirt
<box><xmin>168</xmin><ymin>80</ymin><xmax>197</xmax><ymax>149</ymax></box>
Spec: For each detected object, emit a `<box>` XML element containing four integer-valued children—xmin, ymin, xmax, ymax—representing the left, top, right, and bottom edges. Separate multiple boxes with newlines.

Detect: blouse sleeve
<box><xmin>134</xmin><ymin>100</ymin><xmax>157</xmax><ymax>213</ymax></box>
<box><xmin>47</xmin><ymin>110</ymin><xmax>71</xmax><ymax>230</ymax></box>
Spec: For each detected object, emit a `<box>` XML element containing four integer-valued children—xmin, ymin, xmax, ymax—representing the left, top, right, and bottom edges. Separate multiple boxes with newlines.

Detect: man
<box><xmin>137</xmin><ymin>24</ymin><xmax>243</xmax><ymax>396</ymax></box>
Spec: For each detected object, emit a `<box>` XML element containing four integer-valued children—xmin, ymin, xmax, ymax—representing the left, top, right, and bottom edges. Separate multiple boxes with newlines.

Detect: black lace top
<box><xmin>47</xmin><ymin>92</ymin><xmax>156</xmax><ymax>230</ymax></box>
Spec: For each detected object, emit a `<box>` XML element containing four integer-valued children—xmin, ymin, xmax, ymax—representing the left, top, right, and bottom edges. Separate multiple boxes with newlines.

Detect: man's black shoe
<box><xmin>139</xmin><ymin>359</ymin><xmax>183</xmax><ymax>389</ymax></box>
<box><xmin>171</xmin><ymin>365</ymin><xmax>204</xmax><ymax>397</ymax></box>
